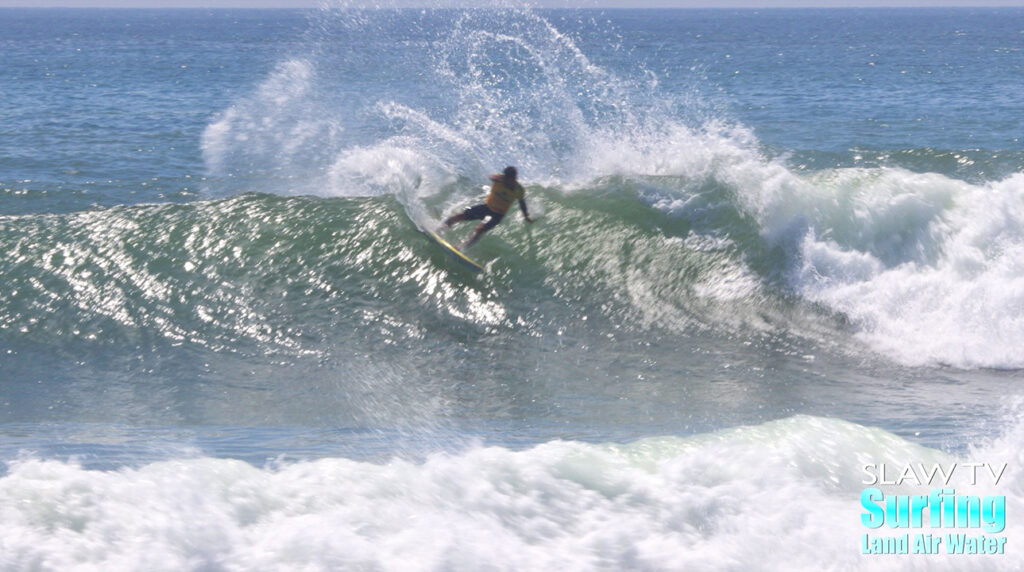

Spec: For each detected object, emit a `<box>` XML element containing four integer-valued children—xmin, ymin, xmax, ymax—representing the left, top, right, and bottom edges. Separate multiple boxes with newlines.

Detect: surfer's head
<box><xmin>503</xmin><ymin>166</ymin><xmax>517</xmax><ymax>181</ymax></box>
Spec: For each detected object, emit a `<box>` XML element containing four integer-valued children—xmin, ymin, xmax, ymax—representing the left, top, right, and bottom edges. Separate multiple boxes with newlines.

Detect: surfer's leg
<box><xmin>462</xmin><ymin>223</ymin><xmax>489</xmax><ymax>250</ymax></box>
<box><xmin>461</xmin><ymin>211</ymin><xmax>503</xmax><ymax>249</ymax></box>
<box><xmin>446</xmin><ymin>204</ymin><xmax>488</xmax><ymax>229</ymax></box>
<box><xmin>442</xmin><ymin>213</ymin><xmax>464</xmax><ymax>228</ymax></box>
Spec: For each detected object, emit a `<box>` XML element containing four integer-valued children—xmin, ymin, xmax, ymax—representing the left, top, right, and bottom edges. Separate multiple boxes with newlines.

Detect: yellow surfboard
<box><xmin>424</xmin><ymin>230</ymin><xmax>484</xmax><ymax>273</ymax></box>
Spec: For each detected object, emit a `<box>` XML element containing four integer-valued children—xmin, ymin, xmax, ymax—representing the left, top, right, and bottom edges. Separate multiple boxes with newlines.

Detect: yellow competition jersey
<box><xmin>485</xmin><ymin>176</ymin><xmax>525</xmax><ymax>215</ymax></box>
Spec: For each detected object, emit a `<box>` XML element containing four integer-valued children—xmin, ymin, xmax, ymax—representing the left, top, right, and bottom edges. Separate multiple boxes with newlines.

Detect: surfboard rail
<box><xmin>424</xmin><ymin>230</ymin><xmax>484</xmax><ymax>273</ymax></box>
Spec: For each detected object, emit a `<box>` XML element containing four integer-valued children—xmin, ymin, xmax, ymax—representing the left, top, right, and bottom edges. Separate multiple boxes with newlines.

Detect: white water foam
<box><xmin>743</xmin><ymin>163</ymin><xmax>1024</xmax><ymax>369</ymax></box>
<box><xmin>628</xmin><ymin>115</ymin><xmax>1024</xmax><ymax>369</ymax></box>
<box><xmin>1</xmin><ymin>414</ymin><xmax>1019</xmax><ymax>571</ymax></box>
<box><xmin>589</xmin><ymin>110</ymin><xmax>1024</xmax><ymax>370</ymax></box>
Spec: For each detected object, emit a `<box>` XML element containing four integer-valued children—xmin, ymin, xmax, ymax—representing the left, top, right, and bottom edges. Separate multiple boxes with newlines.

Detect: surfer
<box><xmin>442</xmin><ymin>166</ymin><xmax>533</xmax><ymax>249</ymax></box>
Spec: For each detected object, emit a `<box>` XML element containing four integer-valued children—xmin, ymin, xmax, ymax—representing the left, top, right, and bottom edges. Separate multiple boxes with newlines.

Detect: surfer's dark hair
<box><xmin>503</xmin><ymin>166</ymin><xmax>517</xmax><ymax>180</ymax></box>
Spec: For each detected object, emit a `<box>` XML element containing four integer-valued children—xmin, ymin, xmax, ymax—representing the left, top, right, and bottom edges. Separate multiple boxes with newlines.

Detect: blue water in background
<box><xmin>1</xmin><ymin>10</ymin><xmax>303</xmax><ymax>214</ymax></box>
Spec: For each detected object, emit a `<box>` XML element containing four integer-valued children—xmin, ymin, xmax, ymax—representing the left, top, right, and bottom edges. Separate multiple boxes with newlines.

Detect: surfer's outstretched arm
<box><xmin>519</xmin><ymin>199</ymin><xmax>533</xmax><ymax>223</ymax></box>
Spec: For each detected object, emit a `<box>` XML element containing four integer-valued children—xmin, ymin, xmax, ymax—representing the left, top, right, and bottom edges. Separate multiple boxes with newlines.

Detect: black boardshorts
<box><xmin>462</xmin><ymin>204</ymin><xmax>504</xmax><ymax>231</ymax></box>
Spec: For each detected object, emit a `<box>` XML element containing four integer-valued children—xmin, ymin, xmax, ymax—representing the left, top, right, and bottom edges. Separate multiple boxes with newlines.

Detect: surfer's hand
<box><xmin>525</xmin><ymin>215</ymin><xmax>534</xmax><ymax>223</ymax></box>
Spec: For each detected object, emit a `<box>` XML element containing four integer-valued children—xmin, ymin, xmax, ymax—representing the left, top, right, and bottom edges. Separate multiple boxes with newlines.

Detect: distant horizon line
<box><xmin>2</xmin><ymin>3</ymin><xmax>1022</xmax><ymax>8</ymax></box>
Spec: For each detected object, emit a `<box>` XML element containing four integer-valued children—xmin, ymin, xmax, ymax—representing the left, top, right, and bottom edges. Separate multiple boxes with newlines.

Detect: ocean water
<box><xmin>1</xmin><ymin>5</ymin><xmax>1023</xmax><ymax>570</ymax></box>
